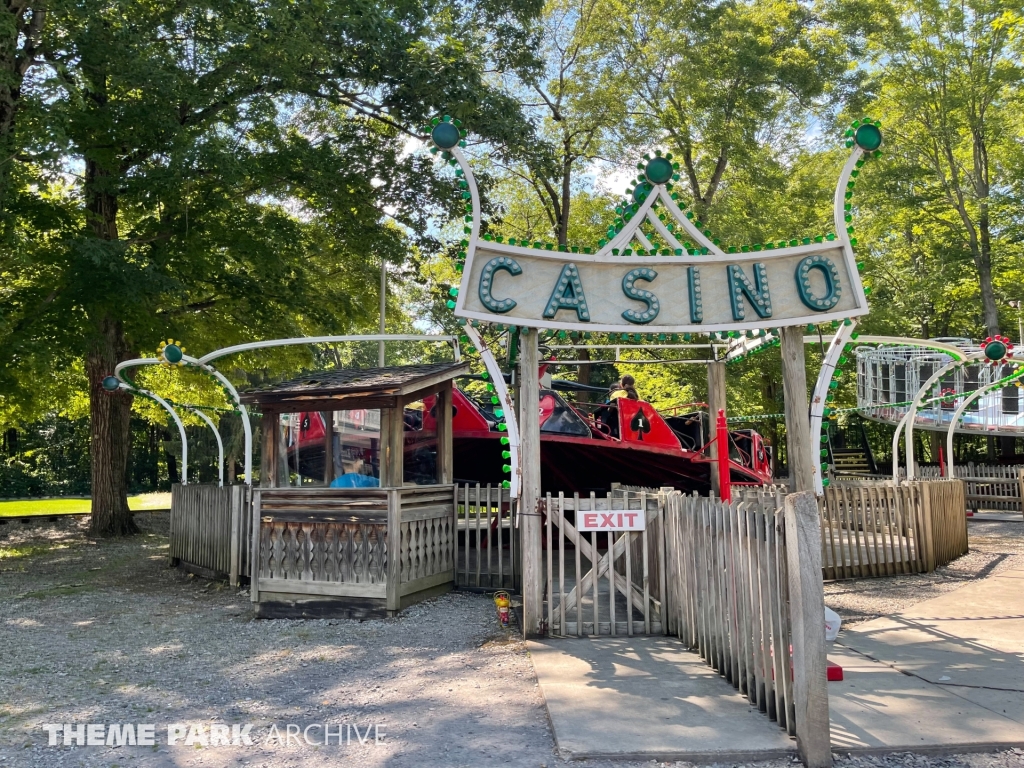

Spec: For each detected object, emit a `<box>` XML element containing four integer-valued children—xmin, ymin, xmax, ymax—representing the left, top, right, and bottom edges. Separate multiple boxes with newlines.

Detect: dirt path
<box><xmin>0</xmin><ymin>512</ymin><xmax>555</xmax><ymax>767</ymax></box>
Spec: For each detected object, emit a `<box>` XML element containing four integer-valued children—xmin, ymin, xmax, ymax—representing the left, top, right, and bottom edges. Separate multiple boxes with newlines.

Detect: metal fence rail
<box><xmin>455</xmin><ymin>484</ymin><xmax>519</xmax><ymax>592</ymax></box>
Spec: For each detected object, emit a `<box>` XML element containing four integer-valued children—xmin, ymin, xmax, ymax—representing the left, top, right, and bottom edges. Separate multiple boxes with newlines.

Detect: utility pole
<box><xmin>378</xmin><ymin>260</ymin><xmax>386</xmax><ymax>367</ymax></box>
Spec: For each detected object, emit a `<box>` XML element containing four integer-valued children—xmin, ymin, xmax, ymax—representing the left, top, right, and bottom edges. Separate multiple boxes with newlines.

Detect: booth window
<box><xmin>403</xmin><ymin>398</ymin><xmax>438</xmax><ymax>485</ymax></box>
<box><xmin>282</xmin><ymin>409</ymin><xmax>381</xmax><ymax>488</ymax></box>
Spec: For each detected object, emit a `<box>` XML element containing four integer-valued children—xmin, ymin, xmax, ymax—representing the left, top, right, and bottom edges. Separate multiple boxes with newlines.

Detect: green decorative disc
<box><xmin>984</xmin><ymin>339</ymin><xmax>1007</xmax><ymax>361</ymax></box>
<box><xmin>101</xmin><ymin>376</ymin><xmax>120</xmax><ymax>392</ymax></box>
<box><xmin>854</xmin><ymin>124</ymin><xmax>882</xmax><ymax>152</ymax></box>
<box><xmin>431</xmin><ymin>122</ymin><xmax>460</xmax><ymax>150</ymax></box>
<box><xmin>644</xmin><ymin>157</ymin><xmax>673</xmax><ymax>185</ymax></box>
<box><xmin>163</xmin><ymin>344</ymin><xmax>183</xmax><ymax>364</ymax></box>
<box><xmin>632</xmin><ymin>181</ymin><xmax>653</xmax><ymax>202</ymax></box>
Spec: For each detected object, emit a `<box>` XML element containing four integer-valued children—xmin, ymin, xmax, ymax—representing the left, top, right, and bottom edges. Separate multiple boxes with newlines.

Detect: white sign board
<box><xmin>450</xmin><ymin>147</ymin><xmax>873</xmax><ymax>334</ymax></box>
<box><xmin>577</xmin><ymin>510</ymin><xmax>647</xmax><ymax>532</ymax></box>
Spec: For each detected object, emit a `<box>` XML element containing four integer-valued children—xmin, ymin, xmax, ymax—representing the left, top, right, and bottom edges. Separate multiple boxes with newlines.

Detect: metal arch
<box><xmin>196</xmin><ymin>334</ymin><xmax>461</xmax><ymax>366</ymax></box>
<box><xmin>903</xmin><ymin>352</ymin><xmax>987</xmax><ymax>480</ymax></box>
<box><xmin>180</xmin><ymin>356</ymin><xmax>252</xmax><ymax>486</ymax></box>
<box><xmin>803</xmin><ymin>335</ymin><xmax>968</xmax><ymax>361</ymax></box>
<box><xmin>113</xmin><ymin>356</ymin><xmax>253</xmax><ymax>486</ymax></box>
<box><xmin>186</xmin><ymin>407</ymin><xmax>224</xmax><ymax>486</ymax></box>
<box><xmin>117</xmin><ymin>383</ymin><xmax>189</xmax><ymax>486</ymax></box>
<box><xmin>809</xmin><ymin>319</ymin><xmax>858</xmax><ymax>495</ymax></box>
<box><xmin>462</xmin><ymin>323</ymin><xmax>521</xmax><ymax>499</ymax></box>
<box><xmin>114</xmin><ymin>335</ymin><xmax>461</xmax><ymax>486</ymax></box>
<box><xmin>946</xmin><ymin>368</ymin><xmax>1024</xmax><ymax>476</ymax></box>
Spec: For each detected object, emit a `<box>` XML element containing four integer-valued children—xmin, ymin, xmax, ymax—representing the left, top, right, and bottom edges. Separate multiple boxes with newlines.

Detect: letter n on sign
<box><xmin>577</xmin><ymin>509</ymin><xmax>646</xmax><ymax>532</ymax></box>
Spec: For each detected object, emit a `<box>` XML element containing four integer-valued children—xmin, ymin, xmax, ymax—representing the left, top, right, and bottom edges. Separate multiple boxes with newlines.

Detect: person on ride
<box><xmin>330</xmin><ymin>457</ymin><xmax>380</xmax><ymax>488</ymax></box>
<box><xmin>620</xmin><ymin>374</ymin><xmax>640</xmax><ymax>400</ymax></box>
<box><xmin>607</xmin><ymin>380</ymin><xmax>627</xmax><ymax>401</ymax></box>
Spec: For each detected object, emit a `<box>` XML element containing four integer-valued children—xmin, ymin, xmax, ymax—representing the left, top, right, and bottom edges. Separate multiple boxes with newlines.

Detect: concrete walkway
<box><xmin>831</xmin><ymin>566</ymin><xmax>1024</xmax><ymax>753</ymax></box>
<box><xmin>528</xmin><ymin>636</ymin><xmax>796</xmax><ymax>762</ymax></box>
<box><xmin>529</xmin><ymin>568</ymin><xmax>1024</xmax><ymax>761</ymax></box>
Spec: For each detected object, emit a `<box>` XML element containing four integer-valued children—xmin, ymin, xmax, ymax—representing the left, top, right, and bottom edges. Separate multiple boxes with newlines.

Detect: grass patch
<box><xmin>0</xmin><ymin>543</ymin><xmax>68</xmax><ymax>560</ymax></box>
<box><xmin>0</xmin><ymin>492</ymin><xmax>171</xmax><ymax>518</ymax></box>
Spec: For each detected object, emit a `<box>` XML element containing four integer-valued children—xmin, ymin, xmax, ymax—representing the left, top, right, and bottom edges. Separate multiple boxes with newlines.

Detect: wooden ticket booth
<box><xmin>239</xmin><ymin>362</ymin><xmax>468</xmax><ymax>618</ymax></box>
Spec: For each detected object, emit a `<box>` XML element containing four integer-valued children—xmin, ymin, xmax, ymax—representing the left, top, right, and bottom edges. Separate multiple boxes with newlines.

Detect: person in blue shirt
<box><xmin>329</xmin><ymin>458</ymin><xmax>380</xmax><ymax>488</ymax></box>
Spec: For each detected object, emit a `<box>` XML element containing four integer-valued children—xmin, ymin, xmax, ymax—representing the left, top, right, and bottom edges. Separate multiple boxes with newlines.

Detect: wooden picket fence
<box><xmin>913</xmin><ymin>463</ymin><xmax>1024</xmax><ymax>513</ymax></box>
<box><xmin>817</xmin><ymin>479</ymin><xmax>967</xmax><ymax>579</ymax></box>
<box><xmin>663</xmin><ymin>491</ymin><xmax>796</xmax><ymax>735</ymax></box>
<box><xmin>456</xmin><ymin>484</ymin><xmax>520</xmax><ymax>592</ymax></box>
<box><xmin>170</xmin><ymin>484</ymin><xmax>251</xmax><ymax>586</ymax></box>
<box><xmin>541</xmin><ymin>490</ymin><xmax>667</xmax><ymax>636</ymax></box>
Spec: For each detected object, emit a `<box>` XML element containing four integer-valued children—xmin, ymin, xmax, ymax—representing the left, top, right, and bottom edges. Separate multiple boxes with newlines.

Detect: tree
<box><xmin>1</xmin><ymin>0</ymin><xmax>541</xmax><ymax>534</ymax></box>
<box><xmin>0</xmin><ymin>0</ymin><xmax>44</xmax><ymax>218</ymax></box>
<box><xmin>580</xmin><ymin>0</ymin><xmax>852</xmax><ymax>219</ymax></box>
<box><xmin>861</xmin><ymin>0</ymin><xmax>1024</xmax><ymax>336</ymax></box>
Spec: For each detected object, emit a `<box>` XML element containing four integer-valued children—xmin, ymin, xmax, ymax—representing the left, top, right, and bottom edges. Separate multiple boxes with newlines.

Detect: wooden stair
<box><xmin>831</xmin><ymin>449</ymin><xmax>871</xmax><ymax>474</ymax></box>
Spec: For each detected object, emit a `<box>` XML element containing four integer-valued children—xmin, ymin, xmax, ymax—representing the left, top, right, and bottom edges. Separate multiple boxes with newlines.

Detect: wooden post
<box><xmin>382</xmin><ymin>405</ymin><xmax>405</xmax><ymax>487</ymax></box>
<box><xmin>1019</xmin><ymin>469</ymin><xmax>1024</xmax><ymax>521</ymax></box>
<box><xmin>784</xmin><ymin>491</ymin><xmax>831</xmax><ymax>768</ymax></box>
<box><xmin>323</xmin><ymin>411</ymin><xmax>334</xmax><ymax>486</ymax></box>
<box><xmin>259</xmin><ymin>412</ymin><xmax>278</xmax><ymax>488</ymax></box>
<box><xmin>276</xmin><ymin>414</ymin><xmax>289</xmax><ymax>487</ymax></box>
<box><xmin>707</xmin><ymin>361</ymin><xmax>727</xmax><ymax>496</ymax></box>
<box><xmin>780</xmin><ymin>326</ymin><xmax>814</xmax><ymax>493</ymax></box>
<box><xmin>229</xmin><ymin>484</ymin><xmax>242</xmax><ymax>587</ymax></box>
<box><xmin>386</xmin><ymin>488</ymin><xmax>401</xmax><ymax>615</ymax></box>
<box><xmin>436</xmin><ymin>383</ymin><xmax>453</xmax><ymax>484</ymax></box>
<box><xmin>520</xmin><ymin>327</ymin><xmax>543</xmax><ymax>637</ymax></box>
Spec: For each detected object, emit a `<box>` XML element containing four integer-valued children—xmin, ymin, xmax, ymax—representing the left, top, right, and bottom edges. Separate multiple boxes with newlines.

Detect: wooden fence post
<box><xmin>784</xmin><ymin>491</ymin><xmax>831</xmax><ymax>768</ymax></box>
<box><xmin>229</xmin><ymin>485</ymin><xmax>241</xmax><ymax>587</ymax></box>
<box><xmin>386</xmin><ymin>489</ymin><xmax>401</xmax><ymax>615</ymax></box>
<box><xmin>707</xmin><ymin>361</ymin><xmax>727</xmax><ymax>496</ymax></box>
<box><xmin>519</xmin><ymin>328</ymin><xmax>544</xmax><ymax>637</ymax></box>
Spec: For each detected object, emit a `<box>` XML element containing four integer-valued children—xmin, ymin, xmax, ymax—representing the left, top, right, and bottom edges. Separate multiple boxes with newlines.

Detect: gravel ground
<box><xmin>1</xmin><ymin>511</ymin><xmax>1021</xmax><ymax>768</ymax></box>
<box><xmin>824</xmin><ymin>518</ymin><xmax>1024</xmax><ymax>628</ymax></box>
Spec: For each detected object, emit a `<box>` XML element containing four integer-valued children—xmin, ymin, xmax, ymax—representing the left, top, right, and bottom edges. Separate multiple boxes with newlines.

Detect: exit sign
<box><xmin>578</xmin><ymin>510</ymin><xmax>646</xmax><ymax>532</ymax></box>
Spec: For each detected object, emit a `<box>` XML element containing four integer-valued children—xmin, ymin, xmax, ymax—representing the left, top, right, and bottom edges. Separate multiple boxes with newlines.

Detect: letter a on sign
<box><xmin>578</xmin><ymin>509</ymin><xmax>646</xmax><ymax>532</ymax></box>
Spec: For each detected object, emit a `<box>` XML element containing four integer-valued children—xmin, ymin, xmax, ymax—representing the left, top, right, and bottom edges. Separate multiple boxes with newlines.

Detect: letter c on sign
<box><xmin>479</xmin><ymin>256</ymin><xmax>522</xmax><ymax>313</ymax></box>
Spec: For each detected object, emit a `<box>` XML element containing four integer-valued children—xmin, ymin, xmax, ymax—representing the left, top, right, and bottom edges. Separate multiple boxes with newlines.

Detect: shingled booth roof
<box><xmin>238</xmin><ymin>362</ymin><xmax>470</xmax><ymax>413</ymax></box>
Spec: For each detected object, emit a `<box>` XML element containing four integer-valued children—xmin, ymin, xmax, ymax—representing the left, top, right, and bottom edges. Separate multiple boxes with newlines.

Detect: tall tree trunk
<box><xmin>85</xmin><ymin>146</ymin><xmax>137</xmax><ymax>534</ymax></box>
<box><xmin>87</xmin><ymin>316</ymin><xmax>137</xmax><ymax>535</ymax></box>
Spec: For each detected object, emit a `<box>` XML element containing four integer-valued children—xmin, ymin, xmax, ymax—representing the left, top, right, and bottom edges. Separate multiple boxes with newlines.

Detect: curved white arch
<box><xmin>114</xmin><ymin>335</ymin><xmax>461</xmax><ymax>486</ymax></box>
<box><xmin>946</xmin><ymin>368</ymin><xmax>1024</xmax><ymax>476</ymax></box>
<box><xmin>903</xmin><ymin>352</ymin><xmax>987</xmax><ymax>479</ymax></box>
<box><xmin>462</xmin><ymin>323</ymin><xmax>520</xmax><ymax>499</ymax></box>
<box><xmin>809</xmin><ymin>319</ymin><xmax>858</xmax><ymax>494</ymax></box>
<box><xmin>116</xmin><ymin>383</ymin><xmax>189</xmax><ymax>485</ymax></box>
<box><xmin>196</xmin><ymin>334</ymin><xmax>460</xmax><ymax>366</ymax></box>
